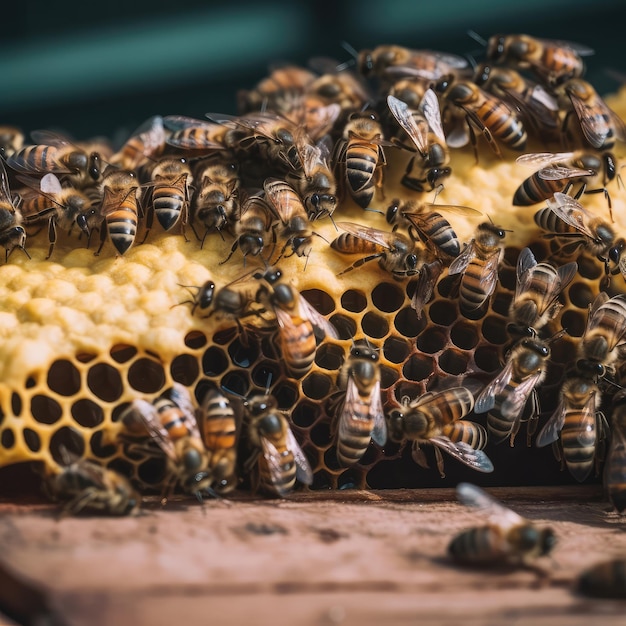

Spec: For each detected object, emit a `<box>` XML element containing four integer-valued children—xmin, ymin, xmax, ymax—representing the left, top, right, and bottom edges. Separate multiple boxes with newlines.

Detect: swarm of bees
<box><xmin>2</xmin><ymin>32</ymin><xmax>626</xmax><ymax>530</ymax></box>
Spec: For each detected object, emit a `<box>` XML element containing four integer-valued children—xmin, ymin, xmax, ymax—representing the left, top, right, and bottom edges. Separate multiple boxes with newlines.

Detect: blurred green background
<box><xmin>2</xmin><ymin>0</ymin><xmax>625</xmax><ymax>143</ymax></box>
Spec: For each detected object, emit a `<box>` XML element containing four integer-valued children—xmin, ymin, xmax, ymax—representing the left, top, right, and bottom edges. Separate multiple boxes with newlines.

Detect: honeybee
<box><xmin>514</xmin><ymin>151</ymin><xmax>617</xmax><ymax>207</ymax></box>
<box><xmin>577</xmin><ymin>559</ymin><xmax>626</xmax><ymax>599</ymax></box>
<box><xmin>191</xmin><ymin>157</ymin><xmax>240</xmax><ymax>243</ymax></box>
<box><xmin>142</xmin><ymin>157</ymin><xmax>192</xmax><ymax>240</ymax></box>
<box><xmin>199</xmin><ymin>388</ymin><xmax>240</xmax><ymax>494</ymax></box>
<box><xmin>333</xmin><ymin>111</ymin><xmax>387</xmax><ymax>209</ymax></box>
<box><xmin>254</xmin><ymin>267</ymin><xmax>339</xmax><ymax>379</ymax></box>
<box><xmin>475</xmin><ymin>337</ymin><xmax>552</xmax><ymax>446</ymax></box>
<box><xmin>0</xmin><ymin>126</ymin><xmax>24</xmax><ymax>158</ymax></box>
<box><xmin>263</xmin><ymin>177</ymin><xmax>317</xmax><ymax>260</ymax></box>
<box><xmin>576</xmin><ymin>292</ymin><xmax>626</xmax><ymax>381</ymax></box>
<box><xmin>437</xmin><ymin>79</ymin><xmax>527</xmax><ymax>159</ymax></box>
<box><xmin>331</xmin><ymin>340</ymin><xmax>386</xmax><ymax>467</ymax></box>
<box><xmin>448</xmin><ymin>221</ymin><xmax>506</xmax><ymax>315</ymax></box>
<box><xmin>7</xmin><ymin>130</ymin><xmax>102</xmax><ymax>188</ymax></box>
<box><xmin>330</xmin><ymin>222</ymin><xmax>422</xmax><ymax>279</ymax></box>
<box><xmin>558</xmin><ymin>79</ymin><xmax>626</xmax><ymax>151</ymax></box>
<box><xmin>605</xmin><ymin>390</ymin><xmax>626</xmax><ymax>514</ymax></box>
<box><xmin>244</xmin><ymin>392</ymin><xmax>313</xmax><ymax>497</ymax></box>
<box><xmin>387</xmin><ymin>387</ymin><xmax>493</xmax><ymax>477</ymax></box>
<box><xmin>306</xmin><ymin>66</ymin><xmax>369</xmax><ymax>118</ymax></box>
<box><xmin>507</xmin><ymin>247</ymin><xmax>577</xmax><ymax>338</ymax></box>
<box><xmin>473</xmin><ymin>64</ymin><xmax>560</xmax><ymax>140</ymax></box>
<box><xmin>387</xmin><ymin>91</ymin><xmax>452</xmax><ymax>192</ymax></box>
<box><xmin>485</xmin><ymin>34</ymin><xmax>593</xmax><ymax>86</ymax></box>
<box><xmin>164</xmin><ymin>115</ymin><xmax>229</xmax><ymax>152</ymax></box>
<box><xmin>17</xmin><ymin>172</ymin><xmax>96</xmax><ymax>258</ymax></box>
<box><xmin>121</xmin><ymin>383</ymin><xmax>213</xmax><ymax>501</ymax></box>
<box><xmin>536</xmin><ymin>376</ymin><xmax>606</xmax><ymax>482</ymax></box>
<box><xmin>46</xmin><ymin>449</ymin><xmax>140</xmax><ymax>516</ymax></box>
<box><xmin>111</xmin><ymin>115</ymin><xmax>166</xmax><ymax>170</ymax></box>
<box><xmin>0</xmin><ymin>160</ymin><xmax>28</xmax><ymax>261</ymax></box>
<box><xmin>449</xmin><ymin>482</ymin><xmax>556</xmax><ymax>569</ymax></box>
<box><xmin>95</xmin><ymin>168</ymin><xmax>141</xmax><ymax>256</ymax></box>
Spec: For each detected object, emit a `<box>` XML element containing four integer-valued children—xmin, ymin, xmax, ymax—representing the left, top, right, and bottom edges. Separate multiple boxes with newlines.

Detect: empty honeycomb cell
<box><xmin>438</xmin><ymin>349</ymin><xmax>469</xmax><ymax>376</ymax></box>
<box><xmin>202</xmin><ymin>346</ymin><xmax>229</xmax><ymax>377</ymax></box>
<box><xmin>498</xmin><ymin>263</ymin><xmax>517</xmax><ymax>291</ymax></box>
<box><xmin>380</xmin><ymin>364</ymin><xmax>400</xmax><ymax>388</ymax></box>
<box><xmin>473</xmin><ymin>345</ymin><xmax>502</xmax><ymax>373</ymax></box>
<box><xmin>577</xmin><ymin>254</ymin><xmax>603</xmax><ymax>280</ymax></box>
<box><xmin>107</xmin><ymin>457</ymin><xmax>134</xmax><ymax>480</ymax></box>
<box><xmin>89</xmin><ymin>430</ymin><xmax>117</xmax><ymax>459</ymax></box>
<box><xmin>1</xmin><ymin>429</ymin><xmax>15</xmax><ymax>449</ymax></box>
<box><xmin>111</xmin><ymin>402</ymin><xmax>131</xmax><ymax>422</ymax></box>
<box><xmin>428</xmin><ymin>300</ymin><xmax>457</xmax><ymax>327</ymax></box>
<box><xmin>560</xmin><ymin>309</ymin><xmax>587</xmax><ymax>338</ymax></box>
<box><xmin>491</xmin><ymin>292</ymin><xmax>512</xmax><ymax>317</ymax></box>
<box><xmin>25</xmin><ymin>377</ymin><xmax>37</xmax><ymax>389</ymax></box>
<box><xmin>87</xmin><ymin>362</ymin><xmax>124</xmax><ymax>402</ymax></box>
<box><xmin>184</xmin><ymin>331</ymin><xmax>208</xmax><ymax>350</ymax></box>
<box><xmin>394</xmin><ymin>306</ymin><xmax>427</xmax><ymax>338</ymax></box>
<box><xmin>170</xmin><ymin>353</ymin><xmax>199</xmax><ymax>386</ymax></box>
<box><xmin>228</xmin><ymin>337</ymin><xmax>259</xmax><ymax>368</ymax></box>
<box><xmin>359</xmin><ymin>443</ymin><xmax>381</xmax><ymax>466</ymax></box>
<box><xmin>383</xmin><ymin>336</ymin><xmax>411</xmax><ymax>363</ymax></box>
<box><xmin>75</xmin><ymin>353</ymin><xmax>97</xmax><ymax>364</ymax></box>
<box><xmin>337</xmin><ymin>470</ymin><xmax>362</xmax><ymax>490</ymax></box>
<box><xmin>0</xmin><ymin>404</ymin><xmax>4</xmax><ymax>427</ymax></box>
<box><xmin>127</xmin><ymin>358</ymin><xmax>166</xmax><ymax>394</ymax></box>
<box><xmin>251</xmin><ymin>361</ymin><xmax>281</xmax><ymax>390</ymax></box>
<box><xmin>329</xmin><ymin>313</ymin><xmax>357</xmax><ymax>340</ymax></box>
<box><xmin>49</xmin><ymin>426</ymin><xmax>85</xmax><ymax>464</ymax></box>
<box><xmin>110</xmin><ymin>344</ymin><xmax>138</xmax><ymax>364</ymax></box>
<box><xmin>393</xmin><ymin>381</ymin><xmax>423</xmax><ymax>404</ymax></box>
<box><xmin>302</xmin><ymin>372</ymin><xmax>332</xmax><ymax>400</ymax></box>
<box><xmin>569</xmin><ymin>281</ymin><xmax>596</xmax><ymax>309</ymax></box>
<box><xmin>361</xmin><ymin>311</ymin><xmax>389</xmax><ymax>338</ymax></box>
<box><xmin>11</xmin><ymin>393</ymin><xmax>22</xmax><ymax>417</ymax></box>
<box><xmin>137</xmin><ymin>457</ymin><xmax>167</xmax><ymax>486</ymax></box>
<box><xmin>292</xmin><ymin>400</ymin><xmax>320</xmax><ymax>429</ymax></box>
<box><xmin>548</xmin><ymin>339</ymin><xmax>578</xmax><ymax>372</ymax></box>
<box><xmin>403</xmin><ymin>353</ymin><xmax>434</xmax><ymax>382</ymax></box>
<box><xmin>315</xmin><ymin>343</ymin><xmax>345</xmax><ymax>370</ymax></box>
<box><xmin>311</xmin><ymin>470</ymin><xmax>334</xmax><ymax>490</ymax></box>
<box><xmin>341</xmin><ymin>289</ymin><xmax>367</xmax><ymax>313</ymax></box>
<box><xmin>450</xmin><ymin>322</ymin><xmax>480</xmax><ymax>350</ymax></box>
<box><xmin>481</xmin><ymin>315</ymin><xmax>509</xmax><ymax>345</ymax></box>
<box><xmin>371</xmin><ymin>282</ymin><xmax>406</xmax><ymax>313</ymax></box>
<box><xmin>309</xmin><ymin>420</ymin><xmax>333</xmax><ymax>448</ymax></box>
<box><xmin>47</xmin><ymin>359</ymin><xmax>81</xmax><ymax>396</ymax></box>
<box><xmin>417</xmin><ymin>327</ymin><xmax>447</xmax><ymax>354</ymax></box>
<box><xmin>22</xmin><ymin>428</ymin><xmax>41</xmax><ymax>453</ymax></box>
<box><xmin>300</xmin><ymin>289</ymin><xmax>335</xmax><ymax>315</ymax></box>
<box><xmin>220</xmin><ymin>370</ymin><xmax>250</xmax><ymax>398</ymax></box>
<box><xmin>273</xmin><ymin>381</ymin><xmax>299</xmax><ymax>410</ymax></box>
<box><xmin>31</xmin><ymin>395</ymin><xmax>63</xmax><ymax>425</ymax></box>
<box><xmin>323</xmin><ymin>446</ymin><xmax>343</xmax><ymax>471</ymax></box>
<box><xmin>212</xmin><ymin>327</ymin><xmax>238</xmax><ymax>345</ymax></box>
<box><xmin>71</xmin><ymin>399</ymin><xmax>105</xmax><ymax>428</ymax></box>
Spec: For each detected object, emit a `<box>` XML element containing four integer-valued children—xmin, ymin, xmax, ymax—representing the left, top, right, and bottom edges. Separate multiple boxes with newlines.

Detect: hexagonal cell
<box><xmin>31</xmin><ymin>395</ymin><xmax>63</xmax><ymax>425</ymax></box>
<box><xmin>481</xmin><ymin>315</ymin><xmax>509</xmax><ymax>346</ymax></box>
<box><xmin>450</xmin><ymin>321</ymin><xmax>480</xmax><ymax>350</ymax></box>
<box><xmin>87</xmin><ymin>362</ymin><xmax>124</xmax><ymax>402</ymax></box>
<box><xmin>569</xmin><ymin>281</ymin><xmax>595</xmax><ymax>309</ymax></box>
<box><xmin>561</xmin><ymin>309</ymin><xmax>587</xmax><ymax>338</ymax></box>
<box><xmin>89</xmin><ymin>430</ymin><xmax>117</xmax><ymax>459</ymax></box>
<box><xmin>170</xmin><ymin>353</ymin><xmax>200</xmax><ymax>386</ymax></box>
<box><xmin>23</xmin><ymin>428</ymin><xmax>41</xmax><ymax>453</ymax></box>
<box><xmin>47</xmin><ymin>359</ymin><xmax>81</xmax><ymax>396</ymax></box>
<box><xmin>202</xmin><ymin>346</ymin><xmax>229</xmax><ymax>377</ymax></box>
<box><xmin>292</xmin><ymin>400</ymin><xmax>320</xmax><ymax>429</ymax></box>
<box><xmin>341</xmin><ymin>289</ymin><xmax>367</xmax><ymax>313</ymax></box>
<box><xmin>127</xmin><ymin>358</ymin><xmax>166</xmax><ymax>394</ymax></box>
<box><xmin>315</xmin><ymin>343</ymin><xmax>345</xmax><ymax>371</ymax></box>
<box><xmin>403</xmin><ymin>353</ymin><xmax>434</xmax><ymax>382</ymax></box>
<box><xmin>428</xmin><ymin>300</ymin><xmax>457</xmax><ymax>326</ymax></box>
<box><xmin>50</xmin><ymin>426</ymin><xmax>85</xmax><ymax>464</ymax></box>
<box><xmin>383</xmin><ymin>336</ymin><xmax>411</xmax><ymax>364</ymax></box>
<box><xmin>371</xmin><ymin>282</ymin><xmax>406</xmax><ymax>313</ymax></box>
<box><xmin>329</xmin><ymin>313</ymin><xmax>357</xmax><ymax>340</ymax></box>
<box><xmin>302</xmin><ymin>372</ymin><xmax>333</xmax><ymax>400</ymax></box>
<box><xmin>11</xmin><ymin>393</ymin><xmax>22</xmax><ymax>417</ymax></box>
<box><xmin>417</xmin><ymin>327</ymin><xmax>448</xmax><ymax>354</ymax></box>
<box><xmin>71</xmin><ymin>399</ymin><xmax>105</xmax><ymax>428</ymax></box>
<box><xmin>438</xmin><ymin>349</ymin><xmax>470</xmax><ymax>376</ymax></box>
<box><xmin>110</xmin><ymin>344</ymin><xmax>138</xmax><ymax>364</ymax></box>
<box><xmin>394</xmin><ymin>307</ymin><xmax>426</xmax><ymax>337</ymax></box>
<box><xmin>1</xmin><ymin>429</ymin><xmax>15</xmax><ymax>449</ymax></box>
<box><xmin>300</xmin><ymin>289</ymin><xmax>335</xmax><ymax>315</ymax></box>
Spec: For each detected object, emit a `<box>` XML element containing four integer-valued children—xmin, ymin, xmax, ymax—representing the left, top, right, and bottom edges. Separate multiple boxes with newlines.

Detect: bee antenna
<box><xmin>432</xmin><ymin>184</ymin><xmax>444</xmax><ymax>204</ymax></box>
<box><xmin>265</xmin><ymin>372</ymin><xmax>273</xmax><ymax>395</ymax></box>
<box><xmin>340</xmin><ymin>41</ymin><xmax>360</xmax><ymax>61</ymax></box>
<box><xmin>329</xmin><ymin>213</ymin><xmax>339</xmax><ymax>232</ymax></box>
<box><xmin>364</xmin><ymin>206</ymin><xmax>384</xmax><ymax>216</ymax></box>
<box><xmin>335</xmin><ymin>59</ymin><xmax>355</xmax><ymax>72</ymax></box>
<box><xmin>221</xmin><ymin>385</ymin><xmax>246</xmax><ymax>400</ymax></box>
<box><xmin>467</xmin><ymin>30</ymin><xmax>488</xmax><ymax>47</ymax></box>
<box><xmin>547</xmin><ymin>329</ymin><xmax>568</xmax><ymax>344</ymax></box>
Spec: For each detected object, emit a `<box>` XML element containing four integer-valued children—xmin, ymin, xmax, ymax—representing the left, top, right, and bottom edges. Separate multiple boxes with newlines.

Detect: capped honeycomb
<box><xmin>1</xmin><ymin>45</ymin><xmax>626</xmax><ymax>498</ymax></box>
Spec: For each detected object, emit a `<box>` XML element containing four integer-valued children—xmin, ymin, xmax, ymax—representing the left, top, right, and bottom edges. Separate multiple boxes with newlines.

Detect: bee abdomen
<box><xmin>448</xmin><ymin>526</ymin><xmax>503</xmax><ymax>564</ymax></box>
<box><xmin>513</xmin><ymin>174</ymin><xmax>563</xmax><ymax>206</ymax></box>
<box><xmin>561</xmin><ymin>419</ymin><xmax>596</xmax><ymax>482</ymax></box>
<box><xmin>459</xmin><ymin>261</ymin><xmax>491</xmax><ymax>313</ymax></box>
<box><xmin>259</xmin><ymin>450</ymin><xmax>296</xmax><ymax>496</ymax></box>
<box><xmin>107</xmin><ymin>206</ymin><xmax>138</xmax><ymax>255</ymax></box>
<box><xmin>153</xmin><ymin>189</ymin><xmax>185</xmax><ymax>230</ymax></box>
<box><xmin>280</xmin><ymin>320</ymin><xmax>316</xmax><ymax>379</ymax></box>
<box><xmin>479</xmin><ymin>102</ymin><xmax>527</xmax><ymax>150</ymax></box>
<box><xmin>446</xmin><ymin>422</ymin><xmax>488</xmax><ymax>449</ymax></box>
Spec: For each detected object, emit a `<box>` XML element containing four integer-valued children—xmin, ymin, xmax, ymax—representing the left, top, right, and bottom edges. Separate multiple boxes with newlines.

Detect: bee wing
<box><xmin>264</xmin><ymin>178</ymin><xmax>305</xmax><ymax>223</ymax></box>
<box><xmin>260</xmin><ymin>437</ymin><xmax>292</xmax><ymax>498</ymax></box>
<box><xmin>305</xmin><ymin>103</ymin><xmax>342</xmax><ymax>140</ymax></box>
<box><xmin>536</xmin><ymin>38</ymin><xmax>594</xmax><ymax>56</ymax></box>
<box><xmin>121</xmin><ymin>398</ymin><xmax>178</xmax><ymax>461</ymax></box>
<box><xmin>30</xmin><ymin>129</ymin><xmax>74</xmax><ymax>147</ymax></box>
<box><xmin>456</xmin><ymin>482</ymin><xmax>524</xmax><ymax>528</ymax></box>
<box><xmin>555</xmin><ymin>261</ymin><xmax>578</xmax><ymax>294</ymax></box>
<box><xmin>498</xmin><ymin>371</ymin><xmax>543</xmax><ymax>423</ymax></box>
<box><xmin>163</xmin><ymin>115</ymin><xmax>214</xmax><ymax>130</ymax></box>
<box><xmin>39</xmin><ymin>172</ymin><xmax>64</xmax><ymax>196</ymax></box>
<box><xmin>577</xmin><ymin>392</ymin><xmax>597</xmax><ymax>446</ymax></box>
<box><xmin>515</xmin><ymin>247</ymin><xmax>537</xmax><ymax>299</ymax></box>
<box><xmin>298</xmin><ymin>293</ymin><xmax>339</xmax><ymax>340</ymax></box>
<box><xmin>474</xmin><ymin>357</ymin><xmax>516</xmax><ymax>414</ymax></box>
<box><xmin>387</xmin><ymin>95</ymin><xmax>430</xmax><ymax>155</ymax></box>
<box><xmin>447</xmin><ymin>239</ymin><xmax>477</xmax><ymax>275</ymax></box>
<box><xmin>286</xmin><ymin>428</ymin><xmax>314</xmax><ymax>486</ymax></box>
<box><xmin>478</xmin><ymin>249</ymin><xmax>502</xmax><ymax>293</ymax></box>
<box><xmin>546</xmin><ymin>192</ymin><xmax>595</xmax><ymax>238</ymax></box>
<box><xmin>569</xmin><ymin>95</ymin><xmax>611</xmax><ymax>149</ymax></box>
<box><xmin>169</xmin><ymin>383</ymin><xmax>201</xmax><ymax>440</ymax></box>
<box><xmin>411</xmin><ymin>259</ymin><xmax>444</xmax><ymax>319</ymax></box>
<box><xmin>369</xmin><ymin>380</ymin><xmax>387</xmax><ymax>446</ymax></box>
<box><xmin>537</xmin><ymin>165</ymin><xmax>594</xmax><ymax>181</ymax></box>
<box><xmin>0</xmin><ymin>161</ymin><xmax>13</xmax><ymax>205</ymax></box>
<box><xmin>430</xmin><ymin>438</ymin><xmax>494</xmax><ymax>473</ymax></box>
<box><xmin>515</xmin><ymin>152</ymin><xmax>575</xmax><ymax>168</ymax></box>
<box><xmin>69</xmin><ymin>458</ymin><xmax>110</xmax><ymax>489</ymax></box>
<box><xmin>420</xmin><ymin>88</ymin><xmax>446</xmax><ymax>144</ymax></box>
<box><xmin>417</xmin><ymin>203</ymin><xmax>482</xmax><ymax>217</ymax></box>
<box><xmin>124</xmin><ymin>115</ymin><xmax>165</xmax><ymax>155</ymax></box>
<box><xmin>535</xmin><ymin>396</ymin><xmax>568</xmax><ymax>448</ymax></box>
<box><xmin>335</xmin><ymin>221</ymin><xmax>394</xmax><ymax>250</ymax></box>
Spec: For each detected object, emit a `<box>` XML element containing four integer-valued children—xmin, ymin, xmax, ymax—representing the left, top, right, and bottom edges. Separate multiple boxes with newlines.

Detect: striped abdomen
<box><xmin>258</xmin><ymin>445</ymin><xmax>296</xmax><ymax>497</ymax></box>
<box><xmin>345</xmin><ymin>141</ymin><xmax>379</xmax><ymax>208</ymax></box>
<box><xmin>474</xmin><ymin>98</ymin><xmax>527</xmax><ymax>151</ymax></box>
<box><xmin>152</xmin><ymin>174</ymin><xmax>187</xmax><ymax>231</ymax></box>
<box><xmin>561</xmin><ymin>408</ymin><xmax>597</xmax><ymax>482</ymax></box>
<box><xmin>443</xmin><ymin>421</ymin><xmax>488</xmax><ymax>450</ymax></box>
<box><xmin>279</xmin><ymin>317</ymin><xmax>316</xmax><ymax>379</ymax></box>
<box><xmin>513</xmin><ymin>172</ymin><xmax>566</xmax><ymax>206</ymax></box>
<box><xmin>336</xmin><ymin>396</ymin><xmax>375</xmax><ymax>467</ymax></box>
<box><xmin>448</xmin><ymin>526</ymin><xmax>507</xmax><ymax>564</ymax></box>
<box><xmin>104</xmin><ymin>191</ymin><xmax>139</xmax><ymax>255</ymax></box>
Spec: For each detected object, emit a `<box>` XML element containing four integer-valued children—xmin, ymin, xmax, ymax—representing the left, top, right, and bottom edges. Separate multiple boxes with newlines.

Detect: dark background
<box><xmin>2</xmin><ymin>0</ymin><xmax>625</xmax><ymax>144</ymax></box>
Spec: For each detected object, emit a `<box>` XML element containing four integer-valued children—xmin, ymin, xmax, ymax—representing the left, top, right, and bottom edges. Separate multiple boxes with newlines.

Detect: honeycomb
<box><xmin>1</xmin><ymin>48</ymin><xmax>626</xmax><ymax>498</ymax></box>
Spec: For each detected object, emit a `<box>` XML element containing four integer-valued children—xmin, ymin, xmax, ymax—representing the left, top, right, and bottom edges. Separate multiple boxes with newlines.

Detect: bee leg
<box><xmin>95</xmin><ymin>223</ymin><xmax>108</xmax><ymax>256</ymax></box>
<box><xmin>337</xmin><ymin>253</ymin><xmax>381</xmax><ymax>276</ymax></box>
<box><xmin>584</xmin><ymin>186</ymin><xmax>613</xmax><ymax>222</ymax></box>
<box><xmin>140</xmin><ymin>205</ymin><xmax>154</xmax><ymax>245</ymax></box>
<box><xmin>525</xmin><ymin>390</ymin><xmax>540</xmax><ymax>447</ymax></box>
<box><xmin>411</xmin><ymin>441</ymin><xmax>431</xmax><ymax>471</ymax></box>
<box><xmin>61</xmin><ymin>487</ymin><xmax>100</xmax><ymax>517</ymax></box>
<box><xmin>46</xmin><ymin>217</ymin><xmax>57</xmax><ymax>260</ymax></box>
<box><xmin>433</xmin><ymin>446</ymin><xmax>446</xmax><ymax>478</ymax></box>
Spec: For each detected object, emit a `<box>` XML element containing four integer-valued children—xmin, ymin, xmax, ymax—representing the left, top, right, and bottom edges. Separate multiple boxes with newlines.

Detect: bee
<box><xmin>16</xmin><ymin>172</ymin><xmax>96</xmax><ymax>258</ymax></box>
<box><xmin>475</xmin><ymin>337</ymin><xmax>552</xmax><ymax>446</ymax></box>
<box><xmin>605</xmin><ymin>390</ymin><xmax>626</xmax><ymax>514</ymax></box>
<box><xmin>330</xmin><ymin>222</ymin><xmax>422</xmax><ymax>279</ymax></box>
<box><xmin>485</xmin><ymin>34</ymin><xmax>593</xmax><ymax>86</ymax></box>
<box><xmin>191</xmin><ymin>157</ymin><xmax>240</xmax><ymax>243</ymax></box>
<box><xmin>111</xmin><ymin>115</ymin><xmax>166</xmax><ymax>170</ymax></box>
<box><xmin>507</xmin><ymin>247</ymin><xmax>577</xmax><ymax>338</ymax></box>
<box><xmin>536</xmin><ymin>376</ymin><xmax>606</xmax><ymax>482</ymax></box>
<box><xmin>306</xmin><ymin>66</ymin><xmax>369</xmax><ymax>120</ymax></box>
<box><xmin>46</xmin><ymin>449</ymin><xmax>140</xmax><ymax>516</ymax></box>
<box><xmin>0</xmin><ymin>160</ymin><xmax>28</xmax><ymax>262</ymax></box>
<box><xmin>0</xmin><ymin>126</ymin><xmax>24</xmax><ymax>159</ymax></box>
<box><xmin>199</xmin><ymin>388</ymin><xmax>239</xmax><ymax>494</ymax></box>
<box><xmin>7</xmin><ymin>130</ymin><xmax>102</xmax><ymax>188</ymax></box>
<box><xmin>254</xmin><ymin>267</ymin><xmax>339</xmax><ymax>379</ymax></box>
<box><xmin>535</xmin><ymin>192</ymin><xmax>624</xmax><ymax>275</ymax></box>
<box><xmin>121</xmin><ymin>383</ymin><xmax>213</xmax><ymax>501</ymax></box>
<box><xmin>448</xmin><ymin>482</ymin><xmax>557</xmax><ymax>569</ymax></box>
<box><xmin>333</xmin><ymin>111</ymin><xmax>387</xmax><ymax>209</ymax></box>
<box><xmin>387</xmin><ymin>387</ymin><xmax>493</xmax><ymax>477</ymax></box>
<box><xmin>263</xmin><ymin>177</ymin><xmax>317</xmax><ymax>260</ymax></box>
<box><xmin>95</xmin><ymin>167</ymin><xmax>141</xmax><ymax>256</ymax></box>
<box><xmin>437</xmin><ymin>79</ymin><xmax>527</xmax><ymax>159</ymax></box>
<box><xmin>577</xmin><ymin>559</ymin><xmax>626</xmax><ymax>599</ymax></box>
<box><xmin>164</xmin><ymin>115</ymin><xmax>229</xmax><ymax>152</ymax></box>
<box><xmin>576</xmin><ymin>292</ymin><xmax>626</xmax><ymax>381</ymax></box>
<box><xmin>558</xmin><ymin>78</ymin><xmax>626</xmax><ymax>151</ymax></box>
<box><xmin>244</xmin><ymin>392</ymin><xmax>313</xmax><ymax>497</ymax></box>
<box><xmin>473</xmin><ymin>64</ymin><xmax>560</xmax><ymax>140</ymax></box>
<box><xmin>331</xmin><ymin>340</ymin><xmax>386</xmax><ymax>467</ymax></box>
<box><xmin>387</xmin><ymin>91</ymin><xmax>452</xmax><ymax>192</ymax></box>
<box><xmin>514</xmin><ymin>151</ymin><xmax>617</xmax><ymax>208</ymax></box>
<box><xmin>142</xmin><ymin>157</ymin><xmax>192</xmax><ymax>240</ymax></box>
<box><xmin>448</xmin><ymin>221</ymin><xmax>506</xmax><ymax>315</ymax></box>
